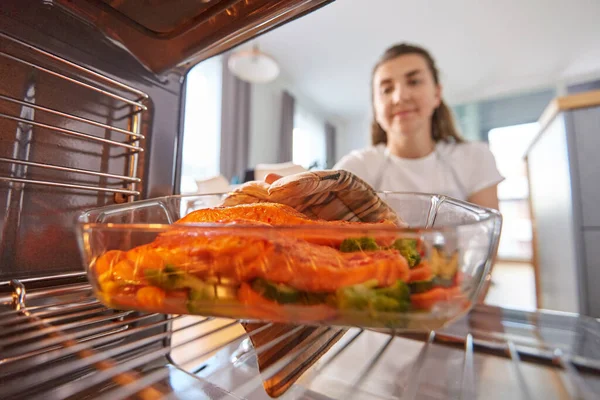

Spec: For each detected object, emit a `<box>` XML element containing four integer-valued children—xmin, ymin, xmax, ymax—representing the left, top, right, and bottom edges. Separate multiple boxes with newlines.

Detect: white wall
<box><xmin>248</xmin><ymin>77</ymin><xmax>345</xmax><ymax>169</ymax></box>
<box><xmin>248</xmin><ymin>83</ymin><xmax>281</xmax><ymax>167</ymax></box>
<box><xmin>335</xmin><ymin>114</ymin><xmax>370</xmax><ymax>164</ymax></box>
<box><xmin>180</xmin><ymin>55</ymin><xmax>223</xmax><ymax>193</ymax></box>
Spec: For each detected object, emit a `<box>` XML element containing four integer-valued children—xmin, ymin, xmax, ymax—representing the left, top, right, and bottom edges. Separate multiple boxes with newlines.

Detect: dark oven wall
<box><xmin>0</xmin><ymin>1</ymin><xmax>184</xmax><ymax>281</ymax></box>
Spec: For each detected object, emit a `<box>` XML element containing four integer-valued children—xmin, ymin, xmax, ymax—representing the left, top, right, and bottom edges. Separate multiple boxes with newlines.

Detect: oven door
<box><xmin>50</xmin><ymin>0</ymin><xmax>334</xmax><ymax>74</ymax></box>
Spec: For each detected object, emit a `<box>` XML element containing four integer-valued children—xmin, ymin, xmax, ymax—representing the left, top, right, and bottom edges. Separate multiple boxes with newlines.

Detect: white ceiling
<box><xmin>249</xmin><ymin>0</ymin><xmax>600</xmax><ymax>122</ymax></box>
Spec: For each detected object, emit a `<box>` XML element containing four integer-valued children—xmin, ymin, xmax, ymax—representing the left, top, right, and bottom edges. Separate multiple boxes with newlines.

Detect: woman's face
<box><xmin>373</xmin><ymin>54</ymin><xmax>441</xmax><ymax>140</ymax></box>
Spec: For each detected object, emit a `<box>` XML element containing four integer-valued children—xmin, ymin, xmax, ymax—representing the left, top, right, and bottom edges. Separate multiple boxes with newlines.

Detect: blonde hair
<box><xmin>371</xmin><ymin>43</ymin><xmax>464</xmax><ymax>145</ymax></box>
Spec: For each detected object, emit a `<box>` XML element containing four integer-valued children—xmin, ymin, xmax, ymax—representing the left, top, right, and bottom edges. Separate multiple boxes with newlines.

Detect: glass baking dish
<box><xmin>76</xmin><ymin>193</ymin><xmax>501</xmax><ymax>331</ymax></box>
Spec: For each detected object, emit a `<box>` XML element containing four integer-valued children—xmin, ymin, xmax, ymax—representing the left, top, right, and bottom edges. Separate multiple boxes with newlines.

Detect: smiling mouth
<box><xmin>393</xmin><ymin>110</ymin><xmax>416</xmax><ymax>118</ymax></box>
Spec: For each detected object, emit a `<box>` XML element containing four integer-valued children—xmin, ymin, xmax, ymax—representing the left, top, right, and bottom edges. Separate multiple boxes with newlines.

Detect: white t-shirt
<box><xmin>333</xmin><ymin>141</ymin><xmax>504</xmax><ymax>201</ymax></box>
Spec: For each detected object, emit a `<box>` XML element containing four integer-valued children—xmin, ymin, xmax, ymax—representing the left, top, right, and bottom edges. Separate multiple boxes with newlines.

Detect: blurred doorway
<box><xmin>485</xmin><ymin>122</ymin><xmax>539</xmax><ymax>310</ymax></box>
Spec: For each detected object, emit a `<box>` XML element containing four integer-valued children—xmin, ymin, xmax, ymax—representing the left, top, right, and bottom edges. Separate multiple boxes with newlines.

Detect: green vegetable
<box><xmin>252</xmin><ymin>278</ymin><xmax>300</xmax><ymax>304</ymax></box>
<box><xmin>408</xmin><ymin>280</ymin><xmax>434</xmax><ymax>294</ymax></box>
<box><xmin>389</xmin><ymin>239</ymin><xmax>421</xmax><ymax>268</ymax></box>
<box><xmin>339</xmin><ymin>237</ymin><xmax>422</xmax><ymax>270</ymax></box>
<box><xmin>374</xmin><ymin>280</ymin><xmax>411</xmax><ymax>301</ymax></box>
<box><xmin>144</xmin><ymin>265</ymin><xmax>217</xmax><ymax>314</ymax></box>
<box><xmin>187</xmin><ymin>288</ymin><xmax>213</xmax><ymax>313</ymax></box>
<box><xmin>188</xmin><ymin>286</ymin><xmax>215</xmax><ymax>301</ymax></box>
<box><xmin>336</xmin><ymin>279</ymin><xmax>410</xmax><ymax>314</ymax></box>
<box><xmin>250</xmin><ymin>279</ymin><xmax>332</xmax><ymax>305</ymax></box>
<box><xmin>299</xmin><ymin>292</ymin><xmax>331</xmax><ymax>305</ymax></box>
<box><xmin>248</xmin><ymin>276</ymin><xmax>412</xmax><ymax>313</ymax></box>
<box><xmin>336</xmin><ymin>279</ymin><xmax>377</xmax><ymax>310</ymax></box>
<box><xmin>340</xmin><ymin>237</ymin><xmax>380</xmax><ymax>253</ymax></box>
<box><xmin>144</xmin><ymin>265</ymin><xmax>208</xmax><ymax>292</ymax></box>
<box><xmin>144</xmin><ymin>265</ymin><xmax>184</xmax><ymax>289</ymax></box>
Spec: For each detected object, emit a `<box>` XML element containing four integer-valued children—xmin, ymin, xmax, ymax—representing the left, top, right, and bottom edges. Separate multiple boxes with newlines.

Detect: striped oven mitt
<box><xmin>220</xmin><ymin>170</ymin><xmax>404</xmax><ymax>398</ymax></box>
<box><xmin>221</xmin><ymin>169</ymin><xmax>406</xmax><ymax>226</ymax></box>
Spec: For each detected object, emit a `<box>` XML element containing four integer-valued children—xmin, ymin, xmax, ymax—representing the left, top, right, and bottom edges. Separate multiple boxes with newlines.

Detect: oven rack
<box><xmin>0</xmin><ymin>32</ymin><xmax>146</xmax><ymax>199</ymax></box>
<box><xmin>1</xmin><ymin>274</ymin><xmax>600</xmax><ymax>400</ymax></box>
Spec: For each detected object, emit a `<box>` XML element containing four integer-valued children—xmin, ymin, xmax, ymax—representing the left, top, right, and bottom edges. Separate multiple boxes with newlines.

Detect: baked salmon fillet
<box><xmin>176</xmin><ymin>202</ymin><xmax>399</xmax><ymax>247</ymax></box>
<box><xmin>177</xmin><ymin>202</ymin><xmax>397</xmax><ymax>228</ymax></box>
<box><xmin>120</xmin><ymin>227</ymin><xmax>410</xmax><ymax>292</ymax></box>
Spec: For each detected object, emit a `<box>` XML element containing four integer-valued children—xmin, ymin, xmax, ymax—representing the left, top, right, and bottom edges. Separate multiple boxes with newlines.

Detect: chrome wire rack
<box><xmin>0</xmin><ymin>32</ymin><xmax>147</xmax><ymax>199</ymax></box>
<box><xmin>1</xmin><ymin>275</ymin><xmax>600</xmax><ymax>400</ymax></box>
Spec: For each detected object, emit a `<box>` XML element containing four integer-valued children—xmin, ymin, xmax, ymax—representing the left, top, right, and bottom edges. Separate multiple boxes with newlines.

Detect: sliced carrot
<box><xmin>136</xmin><ymin>286</ymin><xmax>166</xmax><ymax>309</ymax></box>
<box><xmin>112</xmin><ymin>259</ymin><xmax>137</xmax><ymax>282</ymax></box>
<box><xmin>408</xmin><ymin>262</ymin><xmax>433</xmax><ymax>282</ymax></box>
<box><xmin>410</xmin><ymin>286</ymin><xmax>463</xmax><ymax>310</ymax></box>
<box><xmin>126</xmin><ymin>245</ymin><xmax>165</xmax><ymax>270</ymax></box>
<box><xmin>95</xmin><ymin>250</ymin><xmax>125</xmax><ymax>276</ymax></box>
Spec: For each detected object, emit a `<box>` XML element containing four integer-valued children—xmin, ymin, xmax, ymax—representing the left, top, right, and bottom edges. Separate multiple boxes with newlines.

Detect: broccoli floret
<box><xmin>336</xmin><ymin>280</ymin><xmax>376</xmax><ymax>310</ymax></box>
<box><xmin>336</xmin><ymin>279</ymin><xmax>410</xmax><ymax>313</ymax></box>
<box><xmin>340</xmin><ymin>237</ymin><xmax>380</xmax><ymax>252</ymax></box>
<box><xmin>369</xmin><ymin>296</ymin><xmax>404</xmax><ymax>313</ymax></box>
<box><xmin>390</xmin><ymin>239</ymin><xmax>421</xmax><ymax>268</ymax></box>
<box><xmin>251</xmin><ymin>279</ymin><xmax>334</xmax><ymax>305</ymax></box>
<box><xmin>251</xmin><ymin>278</ymin><xmax>300</xmax><ymax>304</ymax></box>
<box><xmin>374</xmin><ymin>280</ymin><xmax>411</xmax><ymax>305</ymax></box>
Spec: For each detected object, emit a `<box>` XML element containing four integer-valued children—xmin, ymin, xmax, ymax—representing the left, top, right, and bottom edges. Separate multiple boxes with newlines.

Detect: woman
<box><xmin>334</xmin><ymin>43</ymin><xmax>503</xmax><ymax>210</ymax></box>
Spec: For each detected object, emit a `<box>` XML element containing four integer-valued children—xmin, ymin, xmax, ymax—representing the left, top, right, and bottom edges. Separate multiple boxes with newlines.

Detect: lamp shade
<box><xmin>228</xmin><ymin>46</ymin><xmax>280</xmax><ymax>84</ymax></box>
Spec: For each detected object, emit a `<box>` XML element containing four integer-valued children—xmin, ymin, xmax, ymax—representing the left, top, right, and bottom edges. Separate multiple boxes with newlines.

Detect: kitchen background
<box><xmin>177</xmin><ymin>0</ymin><xmax>600</xmax><ymax>314</ymax></box>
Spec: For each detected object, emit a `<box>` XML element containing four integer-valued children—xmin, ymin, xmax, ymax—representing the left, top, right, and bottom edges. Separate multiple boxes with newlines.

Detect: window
<box><xmin>488</xmin><ymin>122</ymin><xmax>539</xmax><ymax>261</ymax></box>
<box><xmin>292</xmin><ymin>105</ymin><xmax>326</xmax><ymax>169</ymax></box>
<box><xmin>179</xmin><ymin>56</ymin><xmax>222</xmax><ymax>194</ymax></box>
